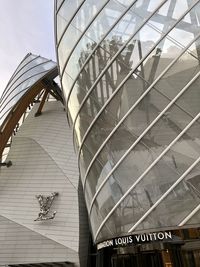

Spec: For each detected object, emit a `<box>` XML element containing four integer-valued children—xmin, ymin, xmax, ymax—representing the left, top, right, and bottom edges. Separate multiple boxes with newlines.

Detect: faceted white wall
<box><xmin>0</xmin><ymin>101</ymin><xmax>89</xmax><ymax>266</ymax></box>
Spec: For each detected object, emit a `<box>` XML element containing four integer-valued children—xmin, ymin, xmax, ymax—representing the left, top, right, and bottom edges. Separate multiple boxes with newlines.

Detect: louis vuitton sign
<box><xmin>97</xmin><ymin>231</ymin><xmax>173</xmax><ymax>250</ymax></box>
<box><xmin>34</xmin><ymin>192</ymin><xmax>59</xmax><ymax>221</ymax></box>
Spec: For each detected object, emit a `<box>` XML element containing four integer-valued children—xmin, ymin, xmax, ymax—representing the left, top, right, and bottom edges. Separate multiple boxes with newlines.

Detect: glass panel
<box><xmin>57</xmin><ymin>0</ymin><xmax>83</xmax><ymax>41</ymax></box>
<box><xmin>58</xmin><ymin>24</ymin><xmax>82</xmax><ymax>71</ymax></box>
<box><xmin>0</xmin><ymin>89</ymin><xmax>28</xmax><ymax>123</ymax></box>
<box><xmin>65</xmin><ymin>35</ymin><xmax>97</xmax><ymax>81</ymax></box>
<box><xmin>0</xmin><ymin>72</ymin><xmax>47</xmax><ymax>124</ymax></box>
<box><xmin>117</xmin><ymin>0</ymin><xmax>135</xmax><ymax>6</ymax></box>
<box><xmin>187</xmin><ymin>210</ymin><xmax>200</xmax><ymax>225</ymax></box>
<box><xmin>73</xmin><ymin>0</ymin><xmax>199</xmax><ymax>145</ymax></box>
<box><xmin>56</xmin><ymin>0</ymin><xmax>63</xmax><ymax>11</ymax></box>
<box><xmin>87</xmin><ymin>97</ymin><xmax>193</xmax><ymax>207</ymax></box>
<box><xmin>1</xmin><ymin>54</ymin><xmax>36</xmax><ymax>100</ymax></box>
<box><xmin>0</xmin><ymin>71</ymin><xmax>47</xmax><ymax>117</ymax></box>
<box><xmin>78</xmin><ymin>36</ymin><xmax>200</xmax><ymax>190</ymax></box>
<box><xmin>66</xmin><ymin>1</ymin><xmax>152</xmax><ymax>120</ymax></box>
<box><xmin>58</xmin><ymin>0</ymin><xmax>108</xmax><ymax>72</ymax></box>
<box><xmin>65</xmin><ymin>0</ymin><xmax>128</xmax><ymax>80</ymax></box>
<box><xmin>72</xmin><ymin>25</ymin><xmax>162</xmax><ymax>136</ymax></box>
<box><xmin>71</xmin><ymin>0</ymin><xmax>108</xmax><ymax>32</ymax></box>
<box><xmin>57</xmin><ymin>14</ymin><xmax>68</xmax><ymax>43</ymax></box>
<box><xmin>11</xmin><ymin>54</ymin><xmax>36</xmax><ymax>78</ymax></box>
<box><xmin>0</xmin><ymin>61</ymin><xmax>55</xmax><ymax>110</ymax></box>
<box><xmin>61</xmin><ymin>72</ymin><xmax>75</xmax><ymax>105</ymax></box>
<box><xmin>94</xmin><ymin>119</ymin><xmax>200</xmax><ymax>239</ymax></box>
<box><xmin>134</xmin><ymin>165</ymin><xmax>200</xmax><ymax>231</ymax></box>
<box><xmin>64</xmin><ymin>0</ymin><xmax>168</xmax><ymax>117</ymax></box>
<box><xmin>4</xmin><ymin>57</ymin><xmax>48</xmax><ymax>95</ymax></box>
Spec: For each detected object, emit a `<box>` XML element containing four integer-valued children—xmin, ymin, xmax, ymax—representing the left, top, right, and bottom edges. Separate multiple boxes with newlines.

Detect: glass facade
<box><xmin>55</xmin><ymin>0</ymin><xmax>200</xmax><ymax>246</ymax></box>
<box><xmin>0</xmin><ymin>53</ymin><xmax>56</xmax><ymax>127</ymax></box>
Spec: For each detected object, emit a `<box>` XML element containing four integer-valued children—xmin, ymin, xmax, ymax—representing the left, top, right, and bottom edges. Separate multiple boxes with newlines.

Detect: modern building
<box><xmin>1</xmin><ymin>1</ymin><xmax>200</xmax><ymax>267</ymax></box>
<box><xmin>55</xmin><ymin>0</ymin><xmax>200</xmax><ymax>266</ymax></box>
<box><xmin>0</xmin><ymin>53</ymin><xmax>89</xmax><ymax>267</ymax></box>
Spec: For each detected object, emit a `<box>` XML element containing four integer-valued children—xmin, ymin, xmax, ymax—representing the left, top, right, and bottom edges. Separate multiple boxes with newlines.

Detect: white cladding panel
<box><xmin>0</xmin><ymin>102</ymin><xmax>89</xmax><ymax>266</ymax></box>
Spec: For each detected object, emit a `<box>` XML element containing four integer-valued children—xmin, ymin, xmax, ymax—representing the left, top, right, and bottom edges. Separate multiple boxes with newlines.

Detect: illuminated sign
<box><xmin>97</xmin><ymin>231</ymin><xmax>173</xmax><ymax>250</ymax></box>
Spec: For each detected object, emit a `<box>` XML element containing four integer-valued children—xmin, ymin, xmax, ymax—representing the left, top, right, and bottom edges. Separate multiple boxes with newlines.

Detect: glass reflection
<box><xmin>94</xmin><ymin>119</ymin><xmax>200</xmax><ymax>240</ymax></box>
<box><xmin>79</xmin><ymin>38</ymin><xmax>200</xmax><ymax>205</ymax></box>
<box><xmin>56</xmin><ymin>0</ymin><xmax>200</xmax><ymax>241</ymax></box>
<box><xmin>57</xmin><ymin>0</ymin><xmax>83</xmax><ymax>41</ymax></box>
<box><xmin>72</xmin><ymin>0</ymin><xmax>200</xmax><ymax>147</ymax></box>
<box><xmin>58</xmin><ymin>0</ymin><xmax>108</xmax><ymax>72</ymax></box>
<box><xmin>135</xmin><ymin>166</ymin><xmax>200</xmax><ymax>231</ymax></box>
<box><xmin>64</xmin><ymin>0</ymin><xmax>128</xmax><ymax>81</ymax></box>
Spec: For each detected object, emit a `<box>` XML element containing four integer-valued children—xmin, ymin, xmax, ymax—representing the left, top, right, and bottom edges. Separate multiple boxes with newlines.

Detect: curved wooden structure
<box><xmin>0</xmin><ymin>54</ymin><xmax>60</xmax><ymax>159</ymax></box>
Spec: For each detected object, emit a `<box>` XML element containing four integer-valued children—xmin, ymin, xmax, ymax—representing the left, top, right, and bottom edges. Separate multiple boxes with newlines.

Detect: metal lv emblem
<box><xmin>34</xmin><ymin>192</ymin><xmax>59</xmax><ymax>221</ymax></box>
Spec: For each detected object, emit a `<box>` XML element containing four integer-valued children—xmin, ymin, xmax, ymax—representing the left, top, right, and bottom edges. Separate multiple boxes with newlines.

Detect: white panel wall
<box><xmin>0</xmin><ymin>102</ymin><xmax>89</xmax><ymax>266</ymax></box>
<box><xmin>0</xmin><ymin>215</ymin><xmax>76</xmax><ymax>265</ymax></box>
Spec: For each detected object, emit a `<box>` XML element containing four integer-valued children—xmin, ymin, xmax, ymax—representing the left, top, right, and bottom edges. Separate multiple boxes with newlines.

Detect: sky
<box><xmin>0</xmin><ymin>0</ymin><xmax>56</xmax><ymax>96</ymax></box>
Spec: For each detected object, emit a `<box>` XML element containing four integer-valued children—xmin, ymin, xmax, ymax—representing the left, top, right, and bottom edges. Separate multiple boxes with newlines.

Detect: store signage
<box><xmin>97</xmin><ymin>231</ymin><xmax>172</xmax><ymax>250</ymax></box>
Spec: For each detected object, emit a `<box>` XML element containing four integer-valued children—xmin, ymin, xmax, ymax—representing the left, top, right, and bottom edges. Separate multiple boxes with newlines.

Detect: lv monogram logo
<box><xmin>35</xmin><ymin>192</ymin><xmax>59</xmax><ymax>221</ymax></box>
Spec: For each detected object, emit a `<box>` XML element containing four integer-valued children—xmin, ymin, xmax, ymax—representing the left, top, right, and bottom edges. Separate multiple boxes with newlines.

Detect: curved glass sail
<box><xmin>0</xmin><ymin>53</ymin><xmax>56</xmax><ymax>126</ymax></box>
<box><xmin>55</xmin><ymin>0</ymin><xmax>200</xmax><ymax>243</ymax></box>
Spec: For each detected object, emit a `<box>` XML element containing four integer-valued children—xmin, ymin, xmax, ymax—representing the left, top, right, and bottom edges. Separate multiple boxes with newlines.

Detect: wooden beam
<box><xmin>34</xmin><ymin>89</ymin><xmax>49</xmax><ymax>117</ymax></box>
<box><xmin>0</xmin><ymin>81</ymin><xmax>45</xmax><ymax>157</ymax></box>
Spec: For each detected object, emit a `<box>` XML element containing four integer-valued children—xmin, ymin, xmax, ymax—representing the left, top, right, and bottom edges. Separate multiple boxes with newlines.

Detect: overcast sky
<box><xmin>0</xmin><ymin>0</ymin><xmax>55</xmax><ymax>96</ymax></box>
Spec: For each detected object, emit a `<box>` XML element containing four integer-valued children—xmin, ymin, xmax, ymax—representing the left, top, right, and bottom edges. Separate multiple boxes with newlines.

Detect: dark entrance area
<box><xmin>96</xmin><ymin>242</ymin><xmax>200</xmax><ymax>267</ymax></box>
<box><xmin>96</xmin><ymin>244</ymin><xmax>170</xmax><ymax>267</ymax></box>
<box><xmin>111</xmin><ymin>251</ymin><xmax>163</xmax><ymax>267</ymax></box>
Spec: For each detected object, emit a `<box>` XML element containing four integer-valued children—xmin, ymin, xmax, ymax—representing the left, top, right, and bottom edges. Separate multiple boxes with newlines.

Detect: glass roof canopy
<box><xmin>0</xmin><ymin>53</ymin><xmax>60</xmax><ymax>161</ymax></box>
<box><xmin>0</xmin><ymin>53</ymin><xmax>57</xmax><ymax>127</ymax></box>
